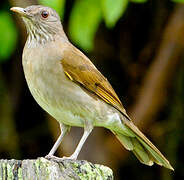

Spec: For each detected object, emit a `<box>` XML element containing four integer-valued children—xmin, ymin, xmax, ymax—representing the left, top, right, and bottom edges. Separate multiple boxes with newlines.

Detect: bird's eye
<box><xmin>41</xmin><ymin>11</ymin><xmax>49</xmax><ymax>18</ymax></box>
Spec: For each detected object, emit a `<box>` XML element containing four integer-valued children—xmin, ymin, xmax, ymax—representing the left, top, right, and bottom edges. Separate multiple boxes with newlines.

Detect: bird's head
<box><xmin>11</xmin><ymin>5</ymin><xmax>66</xmax><ymax>44</ymax></box>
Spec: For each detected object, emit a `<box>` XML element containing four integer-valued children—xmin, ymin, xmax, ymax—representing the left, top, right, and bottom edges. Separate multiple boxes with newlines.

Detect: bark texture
<box><xmin>0</xmin><ymin>158</ymin><xmax>113</xmax><ymax>180</ymax></box>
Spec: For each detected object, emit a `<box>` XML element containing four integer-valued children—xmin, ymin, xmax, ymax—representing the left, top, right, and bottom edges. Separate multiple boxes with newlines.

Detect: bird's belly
<box><xmin>23</xmin><ymin>61</ymin><xmax>102</xmax><ymax>127</ymax></box>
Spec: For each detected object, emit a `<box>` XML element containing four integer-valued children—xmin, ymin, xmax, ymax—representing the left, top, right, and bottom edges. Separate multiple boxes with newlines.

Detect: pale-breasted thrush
<box><xmin>10</xmin><ymin>5</ymin><xmax>173</xmax><ymax>170</ymax></box>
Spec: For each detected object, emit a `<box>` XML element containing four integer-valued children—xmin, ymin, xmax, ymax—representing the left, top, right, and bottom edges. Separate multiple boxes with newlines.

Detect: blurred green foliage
<box><xmin>101</xmin><ymin>0</ymin><xmax>128</xmax><ymax>28</ymax></box>
<box><xmin>130</xmin><ymin>0</ymin><xmax>148</xmax><ymax>3</ymax></box>
<box><xmin>0</xmin><ymin>11</ymin><xmax>17</xmax><ymax>62</ymax></box>
<box><xmin>68</xmin><ymin>0</ymin><xmax>146</xmax><ymax>51</ymax></box>
<box><xmin>172</xmin><ymin>0</ymin><xmax>184</xmax><ymax>2</ymax></box>
<box><xmin>69</xmin><ymin>0</ymin><xmax>102</xmax><ymax>51</ymax></box>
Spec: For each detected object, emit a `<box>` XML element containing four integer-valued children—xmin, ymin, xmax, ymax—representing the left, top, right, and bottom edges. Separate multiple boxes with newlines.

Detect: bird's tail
<box><xmin>111</xmin><ymin>116</ymin><xmax>174</xmax><ymax>170</ymax></box>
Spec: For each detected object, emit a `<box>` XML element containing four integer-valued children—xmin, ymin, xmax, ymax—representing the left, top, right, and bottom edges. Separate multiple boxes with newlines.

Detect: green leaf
<box><xmin>69</xmin><ymin>0</ymin><xmax>102</xmax><ymax>51</ymax></box>
<box><xmin>172</xmin><ymin>0</ymin><xmax>184</xmax><ymax>2</ymax></box>
<box><xmin>130</xmin><ymin>0</ymin><xmax>147</xmax><ymax>3</ymax></box>
<box><xmin>39</xmin><ymin>0</ymin><xmax>65</xmax><ymax>19</ymax></box>
<box><xmin>101</xmin><ymin>0</ymin><xmax>129</xmax><ymax>28</ymax></box>
<box><xmin>0</xmin><ymin>11</ymin><xmax>18</xmax><ymax>62</ymax></box>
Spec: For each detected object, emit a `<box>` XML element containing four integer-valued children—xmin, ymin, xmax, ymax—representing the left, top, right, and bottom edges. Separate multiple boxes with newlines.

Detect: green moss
<box><xmin>7</xmin><ymin>163</ymin><xmax>14</xmax><ymax>179</ymax></box>
<box><xmin>69</xmin><ymin>160</ymin><xmax>113</xmax><ymax>180</ymax></box>
<box><xmin>95</xmin><ymin>164</ymin><xmax>113</xmax><ymax>179</ymax></box>
<box><xmin>34</xmin><ymin>158</ymin><xmax>51</xmax><ymax>178</ymax></box>
<box><xmin>0</xmin><ymin>158</ymin><xmax>113</xmax><ymax>179</ymax></box>
<box><xmin>18</xmin><ymin>167</ymin><xmax>23</xmax><ymax>180</ymax></box>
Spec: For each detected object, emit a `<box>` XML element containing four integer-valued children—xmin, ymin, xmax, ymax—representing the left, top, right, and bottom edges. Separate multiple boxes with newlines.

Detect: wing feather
<box><xmin>61</xmin><ymin>46</ymin><xmax>128</xmax><ymax>117</ymax></box>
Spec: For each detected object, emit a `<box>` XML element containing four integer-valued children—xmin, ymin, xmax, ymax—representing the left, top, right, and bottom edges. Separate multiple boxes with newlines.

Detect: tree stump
<box><xmin>0</xmin><ymin>157</ymin><xmax>113</xmax><ymax>179</ymax></box>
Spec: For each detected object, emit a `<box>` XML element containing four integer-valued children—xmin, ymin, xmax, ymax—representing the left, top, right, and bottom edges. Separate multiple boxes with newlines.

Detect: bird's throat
<box><xmin>23</xmin><ymin>18</ymin><xmax>55</xmax><ymax>47</ymax></box>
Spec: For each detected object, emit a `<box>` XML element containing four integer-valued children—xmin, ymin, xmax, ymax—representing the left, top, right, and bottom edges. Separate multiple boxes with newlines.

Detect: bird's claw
<box><xmin>45</xmin><ymin>154</ymin><xmax>77</xmax><ymax>162</ymax></box>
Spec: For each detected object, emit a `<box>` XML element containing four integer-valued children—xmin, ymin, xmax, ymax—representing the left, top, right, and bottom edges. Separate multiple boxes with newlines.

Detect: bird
<box><xmin>10</xmin><ymin>5</ymin><xmax>173</xmax><ymax>170</ymax></box>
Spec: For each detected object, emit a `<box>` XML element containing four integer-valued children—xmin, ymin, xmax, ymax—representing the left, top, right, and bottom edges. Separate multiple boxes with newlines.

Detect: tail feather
<box><xmin>136</xmin><ymin>136</ymin><xmax>172</xmax><ymax>169</ymax></box>
<box><xmin>115</xmin><ymin>132</ymin><xmax>133</xmax><ymax>150</ymax></box>
<box><xmin>112</xmin><ymin>117</ymin><xmax>174</xmax><ymax>170</ymax></box>
<box><xmin>132</xmin><ymin>138</ymin><xmax>153</xmax><ymax>166</ymax></box>
<box><xmin>114</xmin><ymin>132</ymin><xmax>153</xmax><ymax>166</ymax></box>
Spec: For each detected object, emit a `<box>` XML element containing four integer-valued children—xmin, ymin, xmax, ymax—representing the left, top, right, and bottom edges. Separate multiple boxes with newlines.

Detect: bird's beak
<box><xmin>10</xmin><ymin>7</ymin><xmax>28</xmax><ymax>17</ymax></box>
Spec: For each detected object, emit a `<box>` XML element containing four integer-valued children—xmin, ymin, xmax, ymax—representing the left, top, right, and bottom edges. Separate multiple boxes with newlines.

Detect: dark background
<box><xmin>0</xmin><ymin>0</ymin><xmax>184</xmax><ymax>179</ymax></box>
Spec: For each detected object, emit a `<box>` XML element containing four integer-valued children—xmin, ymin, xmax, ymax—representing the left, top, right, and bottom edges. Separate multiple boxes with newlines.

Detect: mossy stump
<box><xmin>0</xmin><ymin>157</ymin><xmax>113</xmax><ymax>179</ymax></box>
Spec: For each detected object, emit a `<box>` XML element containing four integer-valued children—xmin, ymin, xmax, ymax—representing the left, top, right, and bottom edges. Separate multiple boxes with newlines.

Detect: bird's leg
<box><xmin>65</xmin><ymin>124</ymin><xmax>93</xmax><ymax>160</ymax></box>
<box><xmin>45</xmin><ymin>123</ymin><xmax>69</xmax><ymax>159</ymax></box>
<box><xmin>47</xmin><ymin>122</ymin><xmax>93</xmax><ymax>162</ymax></box>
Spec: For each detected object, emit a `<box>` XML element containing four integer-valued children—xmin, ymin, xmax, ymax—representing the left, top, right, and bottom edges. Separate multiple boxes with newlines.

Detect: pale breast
<box><xmin>22</xmin><ymin>42</ymin><xmax>105</xmax><ymax>127</ymax></box>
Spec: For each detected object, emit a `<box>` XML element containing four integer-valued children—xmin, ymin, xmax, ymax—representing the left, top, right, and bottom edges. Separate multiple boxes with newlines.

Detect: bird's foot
<box><xmin>62</xmin><ymin>154</ymin><xmax>77</xmax><ymax>160</ymax></box>
<box><xmin>45</xmin><ymin>155</ymin><xmax>62</xmax><ymax>162</ymax></box>
<box><xmin>45</xmin><ymin>154</ymin><xmax>77</xmax><ymax>162</ymax></box>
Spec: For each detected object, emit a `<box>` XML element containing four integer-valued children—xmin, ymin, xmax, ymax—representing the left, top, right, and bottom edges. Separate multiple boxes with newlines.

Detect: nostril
<box><xmin>23</xmin><ymin>9</ymin><xmax>26</xmax><ymax>12</ymax></box>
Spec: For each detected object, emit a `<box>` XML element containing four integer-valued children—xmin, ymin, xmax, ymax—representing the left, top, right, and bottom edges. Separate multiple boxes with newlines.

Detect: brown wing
<box><xmin>61</xmin><ymin>45</ymin><xmax>129</xmax><ymax>119</ymax></box>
